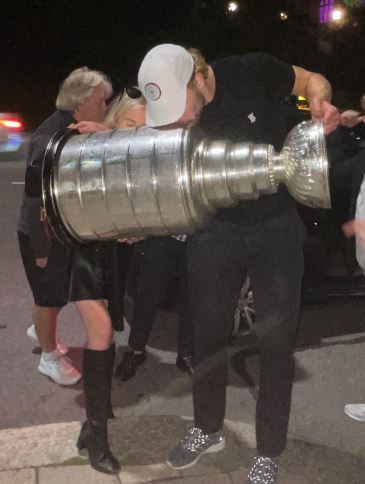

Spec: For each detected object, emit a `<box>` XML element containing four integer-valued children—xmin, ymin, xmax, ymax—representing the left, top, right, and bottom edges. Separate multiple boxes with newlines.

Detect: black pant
<box><xmin>129</xmin><ymin>237</ymin><xmax>193</xmax><ymax>357</ymax></box>
<box><xmin>109</xmin><ymin>243</ymin><xmax>133</xmax><ymax>331</ymax></box>
<box><xmin>189</xmin><ymin>210</ymin><xmax>306</xmax><ymax>457</ymax></box>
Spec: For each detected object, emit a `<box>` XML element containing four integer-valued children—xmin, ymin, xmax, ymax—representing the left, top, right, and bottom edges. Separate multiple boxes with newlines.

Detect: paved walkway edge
<box><xmin>0</xmin><ymin>416</ymin><xmax>257</xmax><ymax>472</ymax></box>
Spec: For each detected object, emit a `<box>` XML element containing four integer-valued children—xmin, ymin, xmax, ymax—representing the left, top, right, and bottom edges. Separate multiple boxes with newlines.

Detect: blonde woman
<box><xmin>75</xmin><ymin>91</ymin><xmax>193</xmax><ymax>381</ymax></box>
<box><xmin>75</xmin><ymin>86</ymin><xmax>146</xmax><ymax>133</ymax></box>
<box><xmin>70</xmin><ymin>88</ymin><xmax>146</xmax><ymax>476</ymax></box>
<box><xmin>105</xmin><ymin>87</ymin><xmax>146</xmax><ymax>129</ymax></box>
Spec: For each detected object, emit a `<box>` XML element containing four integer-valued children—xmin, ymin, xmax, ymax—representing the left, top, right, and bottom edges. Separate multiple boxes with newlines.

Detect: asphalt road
<box><xmin>1</xmin><ymin>158</ymin><xmax>365</xmax><ymax>467</ymax></box>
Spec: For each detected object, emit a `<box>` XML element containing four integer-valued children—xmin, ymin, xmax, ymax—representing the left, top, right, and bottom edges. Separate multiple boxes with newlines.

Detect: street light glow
<box><xmin>227</xmin><ymin>1</ymin><xmax>239</xmax><ymax>13</ymax></box>
<box><xmin>280</xmin><ymin>11</ymin><xmax>288</xmax><ymax>21</ymax></box>
<box><xmin>332</xmin><ymin>7</ymin><xmax>345</xmax><ymax>21</ymax></box>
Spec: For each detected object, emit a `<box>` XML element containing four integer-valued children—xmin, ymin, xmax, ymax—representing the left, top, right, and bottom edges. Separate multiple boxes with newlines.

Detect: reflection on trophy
<box><xmin>42</xmin><ymin>120</ymin><xmax>330</xmax><ymax>245</ymax></box>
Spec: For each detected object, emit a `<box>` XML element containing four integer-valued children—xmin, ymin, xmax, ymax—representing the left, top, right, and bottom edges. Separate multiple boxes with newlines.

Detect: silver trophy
<box><xmin>43</xmin><ymin>120</ymin><xmax>330</xmax><ymax>244</ymax></box>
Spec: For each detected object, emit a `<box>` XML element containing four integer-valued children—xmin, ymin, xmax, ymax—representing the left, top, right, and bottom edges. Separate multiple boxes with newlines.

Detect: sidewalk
<box><xmin>1</xmin><ymin>414</ymin><xmax>363</xmax><ymax>484</ymax></box>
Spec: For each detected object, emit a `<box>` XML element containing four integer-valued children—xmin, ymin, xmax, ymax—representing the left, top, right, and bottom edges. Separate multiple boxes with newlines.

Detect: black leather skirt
<box><xmin>68</xmin><ymin>241</ymin><xmax>125</xmax><ymax>331</ymax></box>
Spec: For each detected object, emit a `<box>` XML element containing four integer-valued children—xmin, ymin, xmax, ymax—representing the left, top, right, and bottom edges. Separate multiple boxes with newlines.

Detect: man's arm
<box><xmin>292</xmin><ymin>66</ymin><xmax>340</xmax><ymax>134</ymax></box>
<box><xmin>292</xmin><ymin>66</ymin><xmax>332</xmax><ymax>102</ymax></box>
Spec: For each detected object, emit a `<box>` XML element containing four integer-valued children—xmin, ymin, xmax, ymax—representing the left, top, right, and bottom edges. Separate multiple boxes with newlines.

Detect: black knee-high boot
<box><xmin>77</xmin><ymin>348</ymin><xmax>120</xmax><ymax>475</ymax></box>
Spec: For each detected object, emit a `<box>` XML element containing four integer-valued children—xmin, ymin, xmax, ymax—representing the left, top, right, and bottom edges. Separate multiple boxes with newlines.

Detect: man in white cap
<box><xmin>138</xmin><ymin>44</ymin><xmax>340</xmax><ymax>484</ymax></box>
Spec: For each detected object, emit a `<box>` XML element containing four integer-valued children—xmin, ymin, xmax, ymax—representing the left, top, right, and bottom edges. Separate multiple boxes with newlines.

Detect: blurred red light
<box><xmin>0</xmin><ymin>118</ymin><xmax>24</xmax><ymax>130</ymax></box>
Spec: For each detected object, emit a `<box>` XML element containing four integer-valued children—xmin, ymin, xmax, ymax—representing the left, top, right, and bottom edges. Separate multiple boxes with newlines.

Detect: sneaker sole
<box><xmin>344</xmin><ymin>409</ymin><xmax>365</xmax><ymax>422</ymax></box>
<box><xmin>27</xmin><ymin>330</ymin><xmax>40</xmax><ymax>345</ymax></box>
<box><xmin>166</xmin><ymin>437</ymin><xmax>226</xmax><ymax>470</ymax></box>
<box><xmin>38</xmin><ymin>366</ymin><xmax>81</xmax><ymax>386</ymax></box>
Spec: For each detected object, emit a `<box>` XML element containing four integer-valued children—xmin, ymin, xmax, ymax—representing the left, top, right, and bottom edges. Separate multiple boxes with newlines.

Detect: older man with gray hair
<box><xmin>18</xmin><ymin>66</ymin><xmax>112</xmax><ymax>386</ymax></box>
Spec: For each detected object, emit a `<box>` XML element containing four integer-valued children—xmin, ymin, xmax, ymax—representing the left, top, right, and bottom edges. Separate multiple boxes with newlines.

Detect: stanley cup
<box><xmin>42</xmin><ymin>119</ymin><xmax>330</xmax><ymax>244</ymax></box>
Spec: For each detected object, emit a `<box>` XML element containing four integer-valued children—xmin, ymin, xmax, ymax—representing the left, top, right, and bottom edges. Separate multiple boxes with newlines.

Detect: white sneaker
<box><xmin>38</xmin><ymin>350</ymin><xmax>81</xmax><ymax>385</ymax></box>
<box><xmin>27</xmin><ymin>324</ymin><xmax>68</xmax><ymax>355</ymax></box>
<box><xmin>344</xmin><ymin>404</ymin><xmax>365</xmax><ymax>422</ymax></box>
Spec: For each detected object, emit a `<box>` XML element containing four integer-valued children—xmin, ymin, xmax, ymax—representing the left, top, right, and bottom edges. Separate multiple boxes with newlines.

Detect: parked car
<box><xmin>0</xmin><ymin>113</ymin><xmax>29</xmax><ymax>160</ymax></box>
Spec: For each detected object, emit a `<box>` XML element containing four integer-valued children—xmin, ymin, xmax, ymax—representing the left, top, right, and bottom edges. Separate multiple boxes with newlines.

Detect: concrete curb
<box><xmin>0</xmin><ymin>421</ymin><xmax>81</xmax><ymax>471</ymax></box>
<box><xmin>0</xmin><ymin>415</ymin><xmax>362</xmax><ymax>483</ymax></box>
<box><xmin>0</xmin><ymin>416</ymin><xmax>256</xmax><ymax>483</ymax></box>
<box><xmin>0</xmin><ymin>416</ymin><xmax>257</xmax><ymax>472</ymax></box>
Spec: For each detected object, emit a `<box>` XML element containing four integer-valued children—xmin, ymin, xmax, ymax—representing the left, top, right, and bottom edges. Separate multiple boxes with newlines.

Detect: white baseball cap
<box><xmin>138</xmin><ymin>44</ymin><xmax>194</xmax><ymax>127</ymax></box>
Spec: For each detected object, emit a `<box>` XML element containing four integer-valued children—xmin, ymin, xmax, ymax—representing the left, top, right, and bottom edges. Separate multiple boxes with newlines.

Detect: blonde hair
<box><xmin>103</xmin><ymin>90</ymin><xmax>146</xmax><ymax>129</ymax></box>
<box><xmin>56</xmin><ymin>67</ymin><xmax>112</xmax><ymax>112</ymax></box>
<box><xmin>187</xmin><ymin>48</ymin><xmax>209</xmax><ymax>81</ymax></box>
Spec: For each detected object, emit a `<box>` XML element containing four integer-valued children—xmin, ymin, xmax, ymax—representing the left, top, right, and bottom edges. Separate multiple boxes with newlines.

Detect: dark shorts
<box><xmin>18</xmin><ymin>232</ymin><xmax>129</xmax><ymax>329</ymax></box>
<box><xmin>18</xmin><ymin>231</ymin><xmax>70</xmax><ymax>307</ymax></box>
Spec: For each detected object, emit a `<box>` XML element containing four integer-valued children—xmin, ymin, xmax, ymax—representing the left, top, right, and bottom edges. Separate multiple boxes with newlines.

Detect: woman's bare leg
<box><xmin>75</xmin><ymin>299</ymin><xmax>113</xmax><ymax>350</ymax></box>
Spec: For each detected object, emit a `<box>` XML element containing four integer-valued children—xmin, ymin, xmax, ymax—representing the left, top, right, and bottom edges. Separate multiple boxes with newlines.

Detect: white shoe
<box><xmin>27</xmin><ymin>324</ymin><xmax>68</xmax><ymax>355</ymax></box>
<box><xmin>344</xmin><ymin>404</ymin><xmax>365</xmax><ymax>422</ymax></box>
<box><xmin>38</xmin><ymin>350</ymin><xmax>81</xmax><ymax>385</ymax></box>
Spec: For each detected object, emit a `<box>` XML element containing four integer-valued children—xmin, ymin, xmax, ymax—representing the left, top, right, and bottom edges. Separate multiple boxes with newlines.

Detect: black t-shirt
<box><xmin>200</xmin><ymin>53</ymin><xmax>296</xmax><ymax>225</ymax></box>
<box><xmin>24</xmin><ymin>110</ymin><xmax>75</xmax><ymax>198</ymax></box>
<box><xmin>18</xmin><ymin>110</ymin><xmax>74</xmax><ymax>256</ymax></box>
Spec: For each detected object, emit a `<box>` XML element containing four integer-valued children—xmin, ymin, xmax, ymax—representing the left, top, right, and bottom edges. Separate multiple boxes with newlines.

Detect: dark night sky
<box><xmin>1</xmin><ymin>0</ymin><xmax>364</xmax><ymax>129</ymax></box>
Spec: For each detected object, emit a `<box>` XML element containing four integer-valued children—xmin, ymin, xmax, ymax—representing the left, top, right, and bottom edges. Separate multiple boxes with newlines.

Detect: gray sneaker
<box><xmin>166</xmin><ymin>427</ymin><xmax>225</xmax><ymax>469</ymax></box>
<box><xmin>248</xmin><ymin>456</ymin><xmax>279</xmax><ymax>484</ymax></box>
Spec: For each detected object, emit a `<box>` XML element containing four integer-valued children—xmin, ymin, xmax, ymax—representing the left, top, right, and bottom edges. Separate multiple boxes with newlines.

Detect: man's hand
<box><xmin>340</xmin><ymin>110</ymin><xmax>365</xmax><ymax>129</ymax></box>
<box><xmin>68</xmin><ymin>121</ymin><xmax>107</xmax><ymax>134</ymax></box>
<box><xmin>36</xmin><ymin>257</ymin><xmax>48</xmax><ymax>268</ymax></box>
<box><xmin>343</xmin><ymin>218</ymin><xmax>365</xmax><ymax>247</ymax></box>
<box><xmin>342</xmin><ymin>220</ymin><xmax>356</xmax><ymax>238</ymax></box>
<box><xmin>117</xmin><ymin>237</ymin><xmax>145</xmax><ymax>245</ymax></box>
<box><xmin>310</xmin><ymin>97</ymin><xmax>340</xmax><ymax>135</ymax></box>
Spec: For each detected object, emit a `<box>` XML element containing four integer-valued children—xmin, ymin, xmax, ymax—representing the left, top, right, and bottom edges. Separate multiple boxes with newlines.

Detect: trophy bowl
<box><xmin>278</xmin><ymin>119</ymin><xmax>331</xmax><ymax>209</ymax></box>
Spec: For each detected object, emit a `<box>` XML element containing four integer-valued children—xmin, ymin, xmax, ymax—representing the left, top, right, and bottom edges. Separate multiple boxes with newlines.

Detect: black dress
<box><xmin>68</xmin><ymin>241</ymin><xmax>126</xmax><ymax>331</ymax></box>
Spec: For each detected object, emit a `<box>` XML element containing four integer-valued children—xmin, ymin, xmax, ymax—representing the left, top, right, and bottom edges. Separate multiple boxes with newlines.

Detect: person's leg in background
<box><xmin>116</xmin><ymin>237</ymin><xmax>177</xmax><ymax>380</ymax></box>
<box><xmin>246</xmin><ymin>211</ymin><xmax>306</xmax><ymax>483</ymax></box>
<box><xmin>27</xmin><ymin>304</ymin><xmax>68</xmax><ymax>355</ymax></box>
<box><xmin>175</xmin><ymin>239</ymin><xmax>194</xmax><ymax>374</ymax></box>
<box><xmin>116</xmin><ymin>241</ymin><xmax>134</xmax><ymax>324</ymax></box>
<box><xmin>101</xmin><ymin>242</ymin><xmax>134</xmax><ymax>334</ymax></box>
<box><xmin>18</xmin><ymin>231</ymin><xmax>80</xmax><ymax>385</ymax></box>
<box><xmin>344</xmin><ymin>150</ymin><xmax>365</xmax><ymax>419</ymax></box>
<box><xmin>75</xmin><ymin>299</ymin><xmax>120</xmax><ymax>475</ymax></box>
<box><xmin>34</xmin><ymin>304</ymin><xmax>81</xmax><ymax>385</ymax></box>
